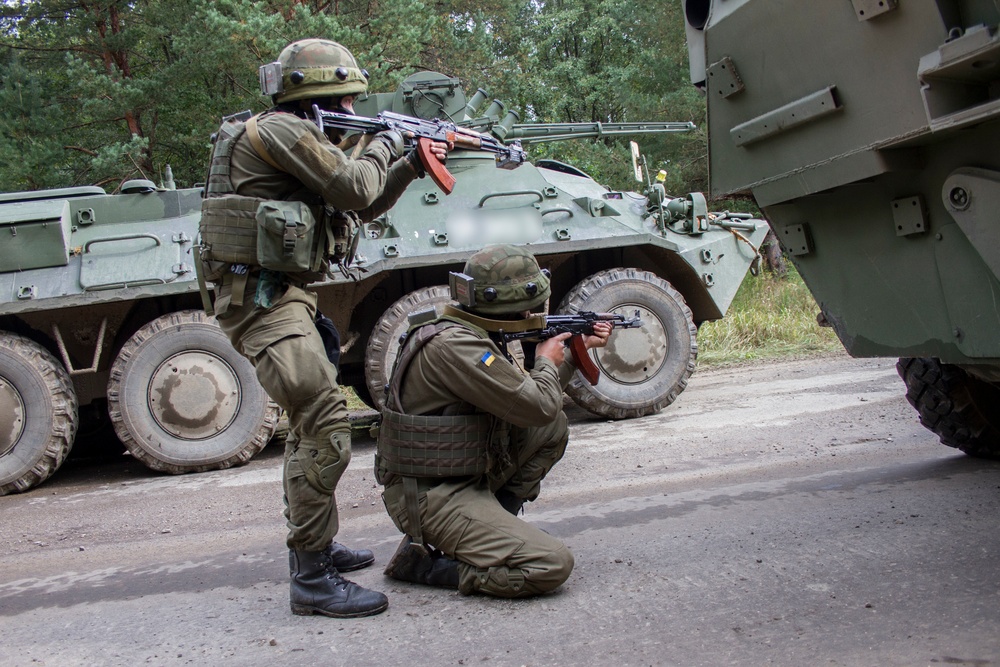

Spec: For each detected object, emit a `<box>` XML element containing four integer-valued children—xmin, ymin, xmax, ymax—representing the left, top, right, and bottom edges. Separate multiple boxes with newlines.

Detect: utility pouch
<box><xmin>327</xmin><ymin>207</ymin><xmax>359</xmax><ymax>264</ymax></box>
<box><xmin>256</xmin><ymin>200</ymin><xmax>322</xmax><ymax>273</ymax></box>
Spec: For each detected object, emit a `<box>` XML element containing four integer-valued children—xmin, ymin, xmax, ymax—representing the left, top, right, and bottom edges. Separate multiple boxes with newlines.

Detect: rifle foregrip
<box><xmin>416</xmin><ymin>137</ymin><xmax>456</xmax><ymax>195</ymax></box>
<box><xmin>569</xmin><ymin>335</ymin><xmax>600</xmax><ymax>386</ymax></box>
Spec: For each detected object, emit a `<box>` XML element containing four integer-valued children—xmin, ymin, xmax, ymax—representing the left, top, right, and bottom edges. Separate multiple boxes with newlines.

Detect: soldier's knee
<box><xmin>520</xmin><ymin>544</ymin><xmax>574</xmax><ymax>595</ymax></box>
<box><xmin>537</xmin><ymin>544</ymin><xmax>574</xmax><ymax>591</ymax></box>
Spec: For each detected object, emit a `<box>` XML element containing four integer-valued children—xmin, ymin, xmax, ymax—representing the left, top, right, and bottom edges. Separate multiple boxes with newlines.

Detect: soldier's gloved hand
<box><xmin>536</xmin><ymin>332</ymin><xmax>573</xmax><ymax>367</ymax></box>
<box><xmin>374</xmin><ymin>130</ymin><xmax>406</xmax><ymax>160</ymax></box>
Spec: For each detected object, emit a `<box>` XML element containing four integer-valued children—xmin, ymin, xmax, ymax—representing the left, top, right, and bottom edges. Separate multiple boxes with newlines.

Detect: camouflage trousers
<box><xmin>214</xmin><ymin>272</ymin><xmax>351</xmax><ymax>552</ymax></box>
<box><xmin>382</xmin><ymin>411</ymin><xmax>573</xmax><ymax>597</ymax></box>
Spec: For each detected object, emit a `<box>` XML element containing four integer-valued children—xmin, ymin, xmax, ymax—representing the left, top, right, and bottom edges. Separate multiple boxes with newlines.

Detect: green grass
<box><xmin>696</xmin><ymin>266</ymin><xmax>843</xmax><ymax>367</ymax></box>
<box><xmin>345</xmin><ymin>389</ymin><xmax>370</xmax><ymax>412</ymax></box>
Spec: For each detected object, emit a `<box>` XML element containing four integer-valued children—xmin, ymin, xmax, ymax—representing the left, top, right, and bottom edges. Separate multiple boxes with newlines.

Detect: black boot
<box><xmin>383</xmin><ymin>537</ymin><xmax>460</xmax><ymax>589</ymax></box>
<box><xmin>325</xmin><ymin>541</ymin><xmax>375</xmax><ymax>572</ymax></box>
<box><xmin>289</xmin><ymin>549</ymin><xmax>388</xmax><ymax>618</ymax></box>
<box><xmin>495</xmin><ymin>488</ymin><xmax>524</xmax><ymax>516</ymax></box>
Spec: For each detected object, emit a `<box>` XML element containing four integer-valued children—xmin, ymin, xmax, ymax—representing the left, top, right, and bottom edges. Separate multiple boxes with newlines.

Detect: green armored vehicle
<box><xmin>0</xmin><ymin>72</ymin><xmax>768</xmax><ymax>494</ymax></box>
<box><xmin>0</xmin><ymin>180</ymin><xmax>280</xmax><ymax>495</ymax></box>
<box><xmin>684</xmin><ymin>0</ymin><xmax>1000</xmax><ymax>455</ymax></box>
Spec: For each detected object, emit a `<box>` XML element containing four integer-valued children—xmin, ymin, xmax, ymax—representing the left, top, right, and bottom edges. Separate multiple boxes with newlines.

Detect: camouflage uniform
<box><xmin>210</xmin><ymin>109</ymin><xmax>415</xmax><ymax>552</ymax></box>
<box><xmin>378</xmin><ymin>245</ymin><xmax>577</xmax><ymax>597</ymax></box>
<box><xmin>199</xmin><ymin>38</ymin><xmax>429</xmax><ymax>619</ymax></box>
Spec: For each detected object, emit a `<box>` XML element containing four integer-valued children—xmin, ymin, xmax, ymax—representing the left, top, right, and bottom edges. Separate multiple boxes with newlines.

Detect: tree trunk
<box><xmin>760</xmin><ymin>229</ymin><xmax>788</xmax><ymax>277</ymax></box>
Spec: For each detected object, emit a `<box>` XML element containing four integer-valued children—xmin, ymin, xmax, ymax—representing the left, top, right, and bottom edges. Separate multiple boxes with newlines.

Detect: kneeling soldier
<box><xmin>376</xmin><ymin>244</ymin><xmax>610</xmax><ymax>597</ymax></box>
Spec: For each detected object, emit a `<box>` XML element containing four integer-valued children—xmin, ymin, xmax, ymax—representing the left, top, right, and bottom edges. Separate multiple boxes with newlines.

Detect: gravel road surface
<box><xmin>1</xmin><ymin>353</ymin><xmax>998</xmax><ymax>666</ymax></box>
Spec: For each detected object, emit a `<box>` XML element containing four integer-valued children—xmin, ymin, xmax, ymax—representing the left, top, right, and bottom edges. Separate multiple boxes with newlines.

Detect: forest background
<box><xmin>0</xmin><ymin>0</ymin><xmax>707</xmax><ymax>196</ymax></box>
<box><xmin>0</xmin><ymin>0</ymin><xmax>840</xmax><ymax>363</ymax></box>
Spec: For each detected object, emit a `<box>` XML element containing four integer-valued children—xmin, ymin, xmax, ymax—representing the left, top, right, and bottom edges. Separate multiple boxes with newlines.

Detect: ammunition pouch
<box><xmin>256</xmin><ymin>200</ymin><xmax>324</xmax><ymax>273</ymax></box>
<box><xmin>200</xmin><ymin>195</ymin><xmax>338</xmax><ymax>280</ymax></box>
<box><xmin>327</xmin><ymin>207</ymin><xmax>359</xmax><ymax>265</ymax></box>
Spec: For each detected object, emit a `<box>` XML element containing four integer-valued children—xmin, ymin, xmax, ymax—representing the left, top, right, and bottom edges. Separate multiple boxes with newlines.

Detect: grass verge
<box><xmin>696</xmin><ymin>266</ymin><xmax>843</xmax><ymax>367</ymax></box>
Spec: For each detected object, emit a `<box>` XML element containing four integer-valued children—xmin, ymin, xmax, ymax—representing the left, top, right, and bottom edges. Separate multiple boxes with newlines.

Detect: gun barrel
<box><xmin>502</xmin><ymin>122</ymin><xmax>696</xmax><ymax>145</ymax></box>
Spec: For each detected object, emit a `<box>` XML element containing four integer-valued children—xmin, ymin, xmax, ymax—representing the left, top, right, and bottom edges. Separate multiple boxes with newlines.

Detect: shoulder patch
<box><xmin>479</xmin><ymin>351</ymin><xmax>496</xmax><ymax>367</ymax></box>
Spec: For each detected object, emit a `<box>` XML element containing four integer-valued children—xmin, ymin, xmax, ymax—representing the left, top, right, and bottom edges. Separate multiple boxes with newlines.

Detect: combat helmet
<box><xmin>272</xmin><ymin>39</ymin><xmax>369</xmax><ymax>104</ymax></box>
<box><xmin>463</xmin><ymin>244</ymin><xmax>550</xmax><ymax>316</ymax></box>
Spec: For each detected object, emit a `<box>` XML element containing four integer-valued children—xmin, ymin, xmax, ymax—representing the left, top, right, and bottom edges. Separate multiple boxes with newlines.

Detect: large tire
<box><xmin>107</xmin><ymin>310</ymin><xmax>279</xmax><ymax>474</ymax></box>
<box><xmin>897</xmin><ymin>357</ymin><xmax>1000</xmax><ymax>458</ymax></box>
<box><xmin>365</xmin><ymin>285</ymin><xmax>453</xmax><ymax>409</ymax></box>
<box><xmin>558</xmin><ymin>268</ymin><xmax>697</xmax><ymax>419</ymax></box>
<box><xmin>0</xmin><ymin>333</ymin><xmax>78</xmax><ymax>495</ymax></box>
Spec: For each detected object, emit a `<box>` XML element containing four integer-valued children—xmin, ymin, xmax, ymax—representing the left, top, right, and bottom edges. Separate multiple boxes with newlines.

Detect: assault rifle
<box><xmin>496</xmin><ymin>311</ymin><xmax>643</xmax><ymax>386</ymax></box>
<box><xmin>311</xmin><ymin>105</ymin><xmax>527</xmax><ymax>196</ymax></box>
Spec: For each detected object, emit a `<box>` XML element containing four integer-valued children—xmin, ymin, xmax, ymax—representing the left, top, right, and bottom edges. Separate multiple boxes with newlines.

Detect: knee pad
<box><xmin>300</xmin><ymin>432</ymin><xmax>352</xmax><ymax>494</ymax></box>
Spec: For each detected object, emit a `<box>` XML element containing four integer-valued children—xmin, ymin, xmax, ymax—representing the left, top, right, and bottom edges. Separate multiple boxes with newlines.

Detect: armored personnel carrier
<box><xmin>0</xmin><ymin>72</ymin><xmax>767</xmax><ymax>494</ymax></box>
<box><xmin>684</xmin><ymin>0</ymin><xmax>1000</xmax><ymax>456</ymax></box>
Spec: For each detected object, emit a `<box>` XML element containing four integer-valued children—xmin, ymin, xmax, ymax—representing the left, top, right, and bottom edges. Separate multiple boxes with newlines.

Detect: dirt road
<box><xmin>2</xmin><ymin>353</ymin><xmax>998</xmax><ymax>666</ymax></box>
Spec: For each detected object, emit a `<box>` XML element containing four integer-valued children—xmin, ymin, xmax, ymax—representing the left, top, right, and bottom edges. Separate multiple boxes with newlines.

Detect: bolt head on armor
<box><xmin>463</xmin><ymin>244</ymin><xmax>551</xmax><ymax>315</ymax></box>
<box><xmin>274</xmin><ymin>38</ymin><xmax>368</xmax><ymax>104</ymax></box>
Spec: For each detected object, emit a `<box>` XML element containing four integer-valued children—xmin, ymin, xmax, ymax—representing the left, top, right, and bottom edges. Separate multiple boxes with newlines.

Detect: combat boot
<box><xmin>289</xmin><ymin>549</ymin><xmax>389</xmax><ymax>618</ymax></box>
<box><xmin>324</xmin><ymin>541</ymin><xmax>375</xmax><ymax>572</ymax></box>
<box><xmin>383</xmin><ymin>536</ymin><xmax>460</xmax><ymax>589</ymax></box>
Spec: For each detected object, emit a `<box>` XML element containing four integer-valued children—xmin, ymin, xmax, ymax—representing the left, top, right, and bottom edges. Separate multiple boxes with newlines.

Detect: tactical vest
<box><xmin>376</xmin><ymin>315</ymin><xmax>511</xmax><ymax>547</ymax></box>
<box><xmin>199</xmin><ymin>113</ymin><xmax>342</xmax><ymax>281</ymax></box>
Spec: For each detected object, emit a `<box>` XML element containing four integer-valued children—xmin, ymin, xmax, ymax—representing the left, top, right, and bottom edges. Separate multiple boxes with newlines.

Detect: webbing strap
<box><xmin>231</xmin><ymin>270</ymin><xmax>249</xmax><ymax>308</ymax></box>
<box><xmin>385</xmin><ymin>321</ymin><xmax>465</xmax><ymax>412</ymax></box>
<box><xmin>192</xmin><ymin>246</ymin><xmax>215</xmax><ymax>317</ymax></box>
<box><xmin>403</xmin><ymin>476</ymin><xmax>423</xmax><ymax>546</ymax></box>
<box><xmin>245</xmin><ymin>115</ymin><xmax>284</xmax><ymax>171</ymax></box>
<box><xmin>213</xmin><ymin>268</ymin><xmax>250</xmax><ymax>318</ymax></box>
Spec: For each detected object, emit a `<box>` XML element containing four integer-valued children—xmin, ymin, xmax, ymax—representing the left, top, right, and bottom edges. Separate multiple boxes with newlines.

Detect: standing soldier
<box><xmin>376</xmin><ymin>244</ymin><xmax>611</xmax><ymax>597</ymax></box>
<box><xmin>197</xmin><ymin>39</ymin><xmax>449</xmax><ymax>618</ymax></box>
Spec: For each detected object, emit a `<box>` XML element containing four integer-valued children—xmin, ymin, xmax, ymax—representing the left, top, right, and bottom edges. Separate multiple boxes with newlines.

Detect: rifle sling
<box><xmin>244</xmin><ymin>115</ymin><xmax>284</xmax><ymax>171</ymax></box>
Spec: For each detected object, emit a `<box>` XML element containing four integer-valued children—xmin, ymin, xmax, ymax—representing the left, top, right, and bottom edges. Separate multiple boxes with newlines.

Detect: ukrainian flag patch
<box><xmin>480</xmin><ymin>351</ymin><xmax>496</xmax><ymax>367</ymax></box>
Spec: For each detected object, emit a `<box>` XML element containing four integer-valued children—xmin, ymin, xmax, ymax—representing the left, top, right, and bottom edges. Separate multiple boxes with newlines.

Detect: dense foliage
<box><xmin>0</xmin><ymin>0</ymin><xmax>706</xmax><ymax>193</ymax></box>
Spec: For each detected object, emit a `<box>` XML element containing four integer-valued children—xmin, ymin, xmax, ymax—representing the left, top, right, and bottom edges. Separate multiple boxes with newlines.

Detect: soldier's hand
<box><xmin>374</xmin><ymin>130</ymin><xmax>406</xmax><ymax>159</ymax></box>
<box><xmin>425</xmin><ymin>139</ymin><xmax>451</xmax><ymax>163</ymax></box>
<box><xmin>404</xmin><ymin>139</ymin><xmax>451</xmax><ymax>177</ymax></box>
<box><xmin>583</xmin><ymin>321</ymin><xmax>612</xmax><ymax>350</ymax></box>
<box><xmin>536</xmin><ymin>332</ymin><xmax>573</xmax><ymax>367</ymax></box>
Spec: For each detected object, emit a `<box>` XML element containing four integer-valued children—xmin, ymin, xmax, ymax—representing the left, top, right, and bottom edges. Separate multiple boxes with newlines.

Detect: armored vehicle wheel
<box><xmin>558</xmin><ymin>268</ymin><xmax>697</xmax><ymax>420</ymax></box>
<box><xmin>0</xmin><ymin>333</ymin><xmax>78</xmax><ymax>495</ymax></box>
<box><xmin>897</xmin><ymin>357</ymin><xmax>1000</xmax><ymax>458</ymax></box>
<box><xmin>365</xmin><ymin>285</ymin><xmax>453</xmax><ymax>409</ymax></box>
<box><xmin>107</xmin><ymin>310</ymin><xmax>279</xmax><ymax>474</ymax></box>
